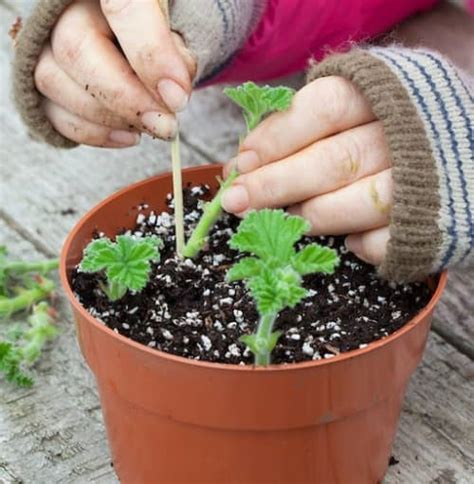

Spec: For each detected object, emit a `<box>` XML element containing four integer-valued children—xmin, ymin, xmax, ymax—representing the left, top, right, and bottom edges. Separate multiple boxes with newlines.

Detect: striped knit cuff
<box><xmin>307</xmin><ymin>47</ymin><xmax>474</xmax><ymax>282</ymax></box>
<box><xmin>171</xmin><ymin>0</ymin><xmax>266</xmax><ymax>83</ymax></box>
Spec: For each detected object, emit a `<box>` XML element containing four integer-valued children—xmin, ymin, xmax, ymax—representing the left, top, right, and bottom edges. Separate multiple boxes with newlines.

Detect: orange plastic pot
<box><xmin>60</xmin><ymin>165</ymin><xmax>447</xmax><ymax>483</ymax></box>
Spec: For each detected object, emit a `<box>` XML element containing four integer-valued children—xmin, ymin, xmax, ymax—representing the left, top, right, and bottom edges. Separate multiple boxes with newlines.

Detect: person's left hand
<box><xmin>222</xmin><ymin>76</ymin><xmax>393</xmax><ymax>267</ymax></box>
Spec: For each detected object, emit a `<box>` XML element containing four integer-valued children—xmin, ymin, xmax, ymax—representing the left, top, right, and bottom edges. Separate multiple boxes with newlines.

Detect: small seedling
<box><xmin>80</xmin><ymin>235</ymin><xmax>162</xmax><ymax>301</ymax></box>
<box><xmin>223</xmin><ymin>82</ymin><xmax>296</xmax><ymax>132</ymax></box>
<box><xmin>0</xmin><ymin>302</ymin><xmax>58</xmax><ymax>387</ymax></box>
<box><xmin>227</xmin><ymin>209</ymin><xmax>339</xmax><ymax>366</ymax></box>
<box><xmin>182</xmin><ymin>82</ymin><xmax>296</xmax><ymax>259</ymax></box>
<box><xmin>0</xmin><ymin>246</ymin><xmax>58</xmax><ymax>318</ymax></box>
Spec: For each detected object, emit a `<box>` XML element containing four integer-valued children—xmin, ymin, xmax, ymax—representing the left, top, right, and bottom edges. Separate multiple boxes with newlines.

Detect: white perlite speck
<box><xmin>200</xmin><ymin>335</ymin><xmax>212</xmax><ymax>351</ymax></box>
<box><xmin>227</xmin><ymin>344</ymin><xmax>241</xmax><ymax>357</ymax></box>
<box><xmin>161</xmin><ymin>329</ymin><xmax>174</xmax><ymax>340</ymax></box>
<box><xmin>302</xmin><ymin>342</ymin><xmax>314</xmax><ymax>356</ymax></box>
<box><xmin>220</xmin><ymin>297</ymin><xmax>233</xmax><ymax>306</ymax></box>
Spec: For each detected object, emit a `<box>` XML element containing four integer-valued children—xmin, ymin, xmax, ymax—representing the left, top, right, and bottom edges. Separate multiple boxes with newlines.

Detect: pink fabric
<box><xmin>209</xmin><ymin>0</ymin><xmax>439</xmax><ymax>84</ymax></box>
<box><xmin>469</xmin><ymin>0</ymin><xmax>474</xmax><ymax>12</ymax></box>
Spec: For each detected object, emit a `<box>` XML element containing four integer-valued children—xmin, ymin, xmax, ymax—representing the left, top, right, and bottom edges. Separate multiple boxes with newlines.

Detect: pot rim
<box><xmin>60</xmin><ymin>165</ymin><xmax>448</xmax><ymax>373</ymax></box>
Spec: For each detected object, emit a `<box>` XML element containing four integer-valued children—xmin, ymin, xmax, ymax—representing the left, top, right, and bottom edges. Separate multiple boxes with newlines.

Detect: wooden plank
<box><xmin>1</xmin><ymin>3</ymin><xmax>473</xmax><ymax>482</ymax></box>
<box><xmin>432</xmin><ymin>268</ymin><xmax>474</xmax><ymax>360</ymax></box>
<box><xmin>0</xmin><ymin>217</ymin><xmax>471</xmax><ymax>484</ymax></box>
<box><xmin>0</xmin><ymin>219</ymin><xmax>116</xmax><ymax>484</ymax></box>
<box><xmin>386</xmin><ymin>334</ymin><xmax>474</xmax><ymax>483</ymax></box>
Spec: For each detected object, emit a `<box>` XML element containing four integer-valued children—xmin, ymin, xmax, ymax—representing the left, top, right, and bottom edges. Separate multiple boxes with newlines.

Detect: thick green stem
<box><xmin>254</xmin><ymin>312</ymin><xmax>277</xmax><ymax>366</ymax></box>
<box><xmin>0</xmin><ymin>279</ymin><xmax>55</xmax><ymax>318</ymax></box>
<box><xmin>100</xmin><ymin>280</ymin><xmax>127</xmax><ymax>301</ymax></box>
<box><xmin>171</xmin><ymin>133</ymin><xmax>185</xmax><ymax>257</ymax></box>
<box><xmin>4</xmin><ymin>259</ymin><xmax>59</xmax><ymax>276</ymax></box>
<box><xmin>183</xmin><ymin>169</ymin><xmax>239</xmax><ymax>258</ymax></box>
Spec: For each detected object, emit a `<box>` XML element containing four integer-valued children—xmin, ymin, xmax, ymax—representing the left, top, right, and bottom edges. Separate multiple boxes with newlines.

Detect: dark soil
<box><xmin>72</xmin><ymin>185</ymin><xmax>432</xmax><ymax>365</ymax></box>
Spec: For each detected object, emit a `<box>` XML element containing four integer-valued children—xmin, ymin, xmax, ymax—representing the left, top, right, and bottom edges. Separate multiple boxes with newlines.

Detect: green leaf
<box><xmin>266</xmin><ymin>331</ymin><xmax>283</xmax><ymax>353</ymax></box>
<box><xmin>248</xmin><ymin>267</ymin><xmax>307</xmax><ymax>315</ymax></box>
<box><xmin>292</xmin><ymin>244</ymin><xmax>340</xmax><ymax>275</ymax></box>
<box><xmin>0</xmin><ymin>341</ymin><xmax>33</xmax><ymax>388</ymax></box>
<box><xmin>80</xmin><ymin>235</ymin><xmax>162</xmax><ymax>299</ymax></box>
<box><xmin>224</xmin><ymin>82</ymin><xmax>295</xmax><ymax>131</ymax></box>
<box><xmin>229</xmin><ymin>209</ymin><xmax>309</xmax><ymax>264</ymax></box>
<box><xmin>226</xmin><ymin>257</ymin><xmax>263</xmax><ymax>282</ymax></box>
<box><xmin>240</xmin><ymin>330</ymin><xmax>282</xmax><ymax>356</ymax></box>
<box><xmin>261</xmin><ymin>86</ymin><xmax>295</xmax><ymax>112</ymax></box>
<box><xmin>80</xmin><ymin>239</ymin><xmax>117</xmax><ymax>273</ymax></box>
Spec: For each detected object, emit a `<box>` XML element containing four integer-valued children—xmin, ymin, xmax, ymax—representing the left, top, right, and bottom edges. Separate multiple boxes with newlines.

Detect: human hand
<box><xmin>34</xmin><ymin>0</ymin><xmax>196</xmax><ymax>148</ymax></box>
<box><xmin>222</xmin><ymin>76</ymin><xmax>393</xmax><ymax>266</ymax></box>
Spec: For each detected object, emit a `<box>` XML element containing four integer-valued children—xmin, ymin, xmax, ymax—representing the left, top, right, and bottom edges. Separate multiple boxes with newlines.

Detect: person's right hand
<box><xmin>34</xmin><ymin>0</ymin><xmax>196</xmax><ymax>148</ymax></box>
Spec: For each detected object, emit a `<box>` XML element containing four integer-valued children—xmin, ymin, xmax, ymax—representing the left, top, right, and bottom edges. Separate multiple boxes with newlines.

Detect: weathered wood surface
<box><xmin>1</xmin><ymin>3</ymin><xmax>473</xmax><ymax>483</ymax></box>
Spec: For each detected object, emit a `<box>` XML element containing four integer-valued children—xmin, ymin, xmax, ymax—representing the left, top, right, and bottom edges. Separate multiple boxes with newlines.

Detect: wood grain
<box><xmin>0</xmin><ymin>3</ymin><xmax>472</xmax><ymax>483</ymax></box>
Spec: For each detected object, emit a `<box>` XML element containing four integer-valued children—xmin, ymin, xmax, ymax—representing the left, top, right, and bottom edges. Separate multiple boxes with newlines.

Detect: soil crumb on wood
<box><xmin>72</xmin><ymin>185</ymin><xmax>432</xmax><ymax>365</ymax></box>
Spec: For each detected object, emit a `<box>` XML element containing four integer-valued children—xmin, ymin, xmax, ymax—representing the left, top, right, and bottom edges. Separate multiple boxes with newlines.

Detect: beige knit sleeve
<box><xmin>307</xmin><ymin>47</ymin><xmax>473</xmax><ymax>282</ymax></box>
<box><xmin>13</xmin><ymin>0</ymin><xmax>77</xmax><ymax>148</ymax></box>
<box><xmin>12</xmin><ymin>0</ymin><xmax>265</xmax><ymax>148</ymax></box>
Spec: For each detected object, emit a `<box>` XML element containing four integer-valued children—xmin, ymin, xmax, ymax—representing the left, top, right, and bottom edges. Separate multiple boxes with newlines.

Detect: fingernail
<box><xmin>345</xmin><ymin>236</ymin><xmax>362</xmax><ymax>255</ymax></box>
<box><xmin>234</xmin><ymin>150</ymin><xmax>260</xmax><ymax>174</ymax></box>
<box><xmin>141</xmin><ymin>112</ymin><xmax>178</xmax><ymax>139</ymax></box>
<box><xmin>158</xmin><ymin>79</ymin><xmax>188</xmax><ymax>112</ymax></box>
<box><xmin>221</xmin><ymin>185</ymin><xmax>249</xmax><ymax>214</ymax></box>
<box><xmin>108</xmin><ymin>130</ymin><xmax>140</xmax><ymax>146</ymax></box>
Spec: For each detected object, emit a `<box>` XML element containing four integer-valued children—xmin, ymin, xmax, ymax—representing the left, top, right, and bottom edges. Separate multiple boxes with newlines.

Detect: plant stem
<box><xmin>3</xmin><ymin>259</ymin><xmax>59</xmax><ymax>276</ymax></box>
<box><xmin>21</xmin><ymin>302</ymin><xmax>58</xmax><ymax>363</ymax></box>
<box><xmin>171</xmin><ymin>133</ymin><xmax>185</xmax><ymax>257</ymax></box>
<box><xmin>183</xmin><ymin>168</ymin><xmax>239</xmax><ymax>258</ymax></box>
<box><xmin>0</xmin><ymin>278</ymin><xmax>55</xmax><ymax>319</ymax></box>
<box><xmin>255</xmin><ymin>312</ymin><xmax>277</xmax><ymax>366</ymax></box>
<box><xmin>101</xmin><ymin>280</ymin><xmax>127</xmax><ymax>302</ymax></box>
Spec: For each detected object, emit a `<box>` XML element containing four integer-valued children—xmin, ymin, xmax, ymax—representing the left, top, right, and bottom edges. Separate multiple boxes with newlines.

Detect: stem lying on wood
<box><xmin>0</xmin><ymin>277</ymin><xmax>55</xmax><ymax>318</ymax></box>
<box><xmin>3</xmin><ymin>259</ymin><xmax>59</xmax><ymax>277</ymax></box>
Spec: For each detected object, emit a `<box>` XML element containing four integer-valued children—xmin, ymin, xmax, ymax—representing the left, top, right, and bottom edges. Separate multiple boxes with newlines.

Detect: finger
<box><xmin>43</xmin><ymin>100</ymin><xmax>140</xmax><ymax>148</ymax></box>
<box><xmin>51</xmin><ymin>0</ymin><xmax>177</xmax><ymax>139</ymax></box>
<box><xmin>171</xmin><ymin>32</ymin><xmax>197</xmax><ymax>81</ymax></box>
<box><xmin>35</xmin><ymin>45</ymin><xmax>130</xmax><ymax>130</ymax></box>
<box><xmin>288</xmin><ymin>169</ymin><xmax>393</xmax><ymax>235</ymax></box>
<box><xmin>100</xmin><ymin>0</ymin><xmax>193</xmax><ymax>112</ymax></box>
<box><xmin>221</xmin><ymin>121</ymin><xmax>390</xmax><ymax>213</ymax></box>
<box><xmin>230</xmin><ymin>76</ymin><xmax>376</xmax><ymax>173</ymax></box>
<box><xmin>345</xmin><ymin>227</ymin><xmax>390</xmax><ymax>266</ymax></box>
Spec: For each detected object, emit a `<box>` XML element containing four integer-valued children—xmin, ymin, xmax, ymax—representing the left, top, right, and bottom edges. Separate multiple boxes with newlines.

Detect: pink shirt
<box><xmin>210</xmin><ymin>0</ymin><xmax>439</xmax><ymax>83</ymax></box>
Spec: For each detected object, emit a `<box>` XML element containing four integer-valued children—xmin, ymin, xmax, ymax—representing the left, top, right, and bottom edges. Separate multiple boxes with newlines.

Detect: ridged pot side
<box><xmin>61</xmin><ymin>165</ymin><xmax>447</xmax><ymax>484</ymax></box>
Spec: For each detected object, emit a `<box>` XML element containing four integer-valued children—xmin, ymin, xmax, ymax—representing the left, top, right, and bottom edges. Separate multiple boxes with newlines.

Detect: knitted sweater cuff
<box><xmin>171</xmin><ymin>0</ymin><xmax>266</xmax><ymax>84</ymax></box>
<box><xmin>13</xmin><ymin>0</ymin><xmax>77</xmax><ymax>148</ymax></box>
<box><xmin>12</xmin><ymin>0</ymin><xmax>265</xmax><ymax>148</ymax></box>
<box><xmin>307</xmin><ymin>47</ymin><xmax>474</xmax><ymax>282</ymax></box>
